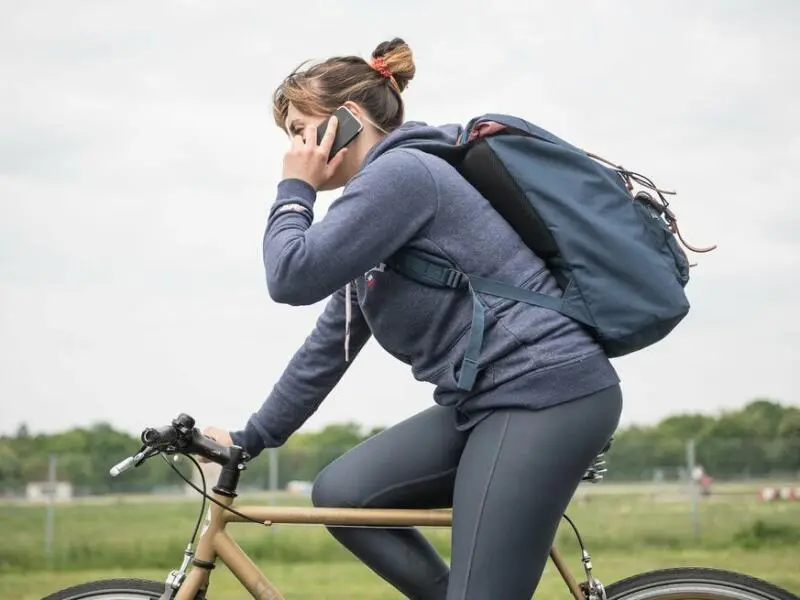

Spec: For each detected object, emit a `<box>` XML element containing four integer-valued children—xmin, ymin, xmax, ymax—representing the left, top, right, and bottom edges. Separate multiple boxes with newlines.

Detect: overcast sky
<box><xmin>1</xmin><ymin>0</ymin><xmax>797</xmax><ymax>439</ymax></box>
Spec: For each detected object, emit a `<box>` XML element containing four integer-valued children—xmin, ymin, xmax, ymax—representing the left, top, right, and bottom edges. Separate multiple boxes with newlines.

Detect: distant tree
<box><xmin>777</xmin><ymin>409</ymin><xmax>800</xmax><ymax>439</ymax></box>
<box><xmin>0</xmin><ymin>442</ymin><xmax>22</xmax><ymax>489</ymax></box>
<box><xmin>3</xmin><ymin>398</ymin><xmax>798</xmax><ymax>493</ymax></box>
<box><xmin>777</xmin><ymin>410</ymin><xmax>800</xmax><ymax>471</ymax></box>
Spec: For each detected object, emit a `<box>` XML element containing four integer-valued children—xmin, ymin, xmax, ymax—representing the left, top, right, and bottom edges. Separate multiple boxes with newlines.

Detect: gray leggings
<box><xmin>311</xmin><ymin>384</ymin><xmax>623</xmax><ymax>600</ymax></box>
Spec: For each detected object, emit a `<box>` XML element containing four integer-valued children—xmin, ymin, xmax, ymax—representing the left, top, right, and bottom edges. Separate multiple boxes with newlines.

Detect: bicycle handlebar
<box><xmin>109</xmin><ymin>413</ymin><xmax>242</xmax><ymax>478</ymax></box>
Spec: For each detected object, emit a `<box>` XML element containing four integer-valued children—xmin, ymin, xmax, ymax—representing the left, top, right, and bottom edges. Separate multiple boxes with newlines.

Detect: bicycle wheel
<box><xmin>41</xmin><ymin>578</ymin><xmax>192</xmax><ymax>600</ymax></box>
<box><xmin>604</xmin><ymin>567</ymin><xmax>798</xmax><ymax>600</ymax></box>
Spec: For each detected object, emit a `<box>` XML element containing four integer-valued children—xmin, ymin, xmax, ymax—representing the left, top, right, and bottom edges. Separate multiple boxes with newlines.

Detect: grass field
<box><xmin>4</xmin><ymin>549</ymin><xmax>800</xmax><ymax>600</ymax></box>
<box><xmin>2</xmin><ymin>483</ymin><xmax>799</xmax><ymax>599</ymax></box>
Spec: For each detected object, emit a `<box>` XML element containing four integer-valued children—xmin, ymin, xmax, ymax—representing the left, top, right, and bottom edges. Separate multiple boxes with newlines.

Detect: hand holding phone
<box><xmin>281</xmin><ymin>106</ymin><xmax>363</xmax><ymax>189</ymax></box>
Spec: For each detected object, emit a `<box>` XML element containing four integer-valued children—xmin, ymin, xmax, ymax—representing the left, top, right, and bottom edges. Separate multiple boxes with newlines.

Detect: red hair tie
<box><xmin>370</xmin><ymin>56</ymin><xmax>392</xmax><ymax>79</ymax></box>
<box><xmin>370</xmin><ymin>56</ymin><xmax>400</xmax><ymax>90</ymax></box>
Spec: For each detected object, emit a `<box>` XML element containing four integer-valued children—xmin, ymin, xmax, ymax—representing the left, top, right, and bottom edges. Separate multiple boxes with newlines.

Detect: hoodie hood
<box><xmin>362</xmin><ymin>121</ymin><xmax>463</xmax><ymax>169</ymax></box>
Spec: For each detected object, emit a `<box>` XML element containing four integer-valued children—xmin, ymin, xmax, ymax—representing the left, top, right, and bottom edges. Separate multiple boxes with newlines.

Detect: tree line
<box><xmin>1</xmin><ymin>398</ymin><xmax>798</xmax><ymax>496</ymax></box>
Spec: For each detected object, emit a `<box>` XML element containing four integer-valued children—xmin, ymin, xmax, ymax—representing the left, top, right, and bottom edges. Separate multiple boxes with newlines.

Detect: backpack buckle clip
<box><xmin>444</xmin><ymin>269</ymin><xmax>465</xmax><ymax>289</ymax></box>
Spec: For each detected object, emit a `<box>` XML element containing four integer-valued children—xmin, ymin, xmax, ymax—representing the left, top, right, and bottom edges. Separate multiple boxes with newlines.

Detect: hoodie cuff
<box><xmin>269</xmin><ymin>179</ymin><xmax>317</xmax><ymax>225</ymax></box>
<box><xmin>230</xmin><ymin>418</ymin><xmax>282</xmax><ymax>460</ymax></box>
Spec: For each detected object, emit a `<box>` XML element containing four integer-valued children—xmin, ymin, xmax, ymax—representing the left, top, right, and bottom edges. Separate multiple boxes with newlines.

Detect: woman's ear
<box><xmin>342</xmin><ymin>100</ymin><xmax>362</xmax><ymax>119</ymax></box>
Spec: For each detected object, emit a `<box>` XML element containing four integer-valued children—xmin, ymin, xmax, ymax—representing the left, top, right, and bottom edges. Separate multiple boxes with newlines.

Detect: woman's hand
<box><xmin>197</xmin><ymin>426</ymin><xmax>233</xmax><ymax>463</ymax></box>
<box><xmin>282</xmin><ymin>116</ymin><xmax>348</xmax><ymax>190</ymax></box>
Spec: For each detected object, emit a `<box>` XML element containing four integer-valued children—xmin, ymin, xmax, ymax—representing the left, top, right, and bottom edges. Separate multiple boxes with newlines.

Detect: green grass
<box><xmin>2</xmin><ymin>483</ymin><xmax>799</xmax><ymax>598</ymax></box>
<box><xmin>3</xmin><ymin>486</ymin><xmax>799</xmax><ymax>572</ymax></box>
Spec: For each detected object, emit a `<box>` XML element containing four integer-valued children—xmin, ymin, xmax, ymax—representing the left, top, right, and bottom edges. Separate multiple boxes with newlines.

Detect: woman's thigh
<box><xmin>312</xmin><ymin>404</ymin><xmax>469</xmax><ymax>509</ymax></box>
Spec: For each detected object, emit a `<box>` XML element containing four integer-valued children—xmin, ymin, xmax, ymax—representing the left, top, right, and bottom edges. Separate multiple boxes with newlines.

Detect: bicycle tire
<box><xmin>604</xmin><ymin>567</ymin><xmax>798</xmax><ymax>600</ymax></box>
<box><xmin>40</xmin><ymin>578</ymin><xmax>198</xmax><ymax>600</ymax></box>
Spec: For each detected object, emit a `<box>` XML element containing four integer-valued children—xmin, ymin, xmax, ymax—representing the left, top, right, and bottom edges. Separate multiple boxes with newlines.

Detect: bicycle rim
<box><xmin>604</xmin><ymin>567</ymin><xmax>798</xmax><ymax>600</ymax></box>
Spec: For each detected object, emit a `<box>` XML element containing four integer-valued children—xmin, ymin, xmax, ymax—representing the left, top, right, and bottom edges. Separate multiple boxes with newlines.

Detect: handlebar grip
<box><xmin>109</xmin><ymin>446</ymin><xmax>155</xmax><ymax>477</ymax></box>
<box><xmin>109</xmin><ymin>456</ymin><xmax>135</xmax><ymax>477</ymax></box>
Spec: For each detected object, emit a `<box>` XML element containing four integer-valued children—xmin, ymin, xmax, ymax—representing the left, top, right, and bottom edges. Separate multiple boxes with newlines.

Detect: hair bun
<box><xmin>371</xmin><ymin>38</ymin><xmax>415</xmax><ymax>92</ymax></box>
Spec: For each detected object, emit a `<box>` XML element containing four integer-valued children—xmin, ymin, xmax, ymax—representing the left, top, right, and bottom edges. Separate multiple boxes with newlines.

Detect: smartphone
<box><xmin>316</xmin><ymin>106</ymin><xmax>363</xmax><ymax>161</ymax></box>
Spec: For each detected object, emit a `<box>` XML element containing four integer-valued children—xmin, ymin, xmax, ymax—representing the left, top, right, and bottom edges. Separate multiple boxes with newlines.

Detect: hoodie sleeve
<box><xmin>230</xmin><ymin>285</ymin><xmax>371</xmax><ymax>459</ymax></box>
<box><xmin>264</xmin><ymin>149</ymin><xmax>439</xmax><ymax>306</ymax></box>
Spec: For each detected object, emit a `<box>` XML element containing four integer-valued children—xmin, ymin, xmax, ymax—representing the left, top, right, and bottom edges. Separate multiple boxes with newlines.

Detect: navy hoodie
<box><xmin>231</xmin><ymin>121</ymin><xmax>619</xmax><ymax>458</ymax></box>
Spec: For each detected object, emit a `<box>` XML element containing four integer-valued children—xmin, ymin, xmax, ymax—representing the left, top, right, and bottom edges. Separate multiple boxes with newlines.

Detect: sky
<box><xmin>1</xmin><ymin>0</ymin><xmax>798</xmax><ymax>439</ymax></box>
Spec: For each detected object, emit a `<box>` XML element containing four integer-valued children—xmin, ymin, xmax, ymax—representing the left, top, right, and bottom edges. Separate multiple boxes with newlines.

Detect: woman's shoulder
<box><xmin>357</xmin><ymin>147</ymin><xmax>441</xmax><ymax>193</ymax></box>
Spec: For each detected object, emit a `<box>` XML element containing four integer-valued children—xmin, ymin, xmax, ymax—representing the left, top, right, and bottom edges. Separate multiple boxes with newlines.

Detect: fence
<box><xmin>2</xmin><ymin>437</ymin><xmax>798</xmax><ymax>500</ymax></box>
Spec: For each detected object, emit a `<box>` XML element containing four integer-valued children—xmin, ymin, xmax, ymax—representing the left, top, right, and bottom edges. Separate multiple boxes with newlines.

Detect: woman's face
<box><xmin>284</xmin><ymin>102</ymin><xmax>355</xmax><ymax>191</ymax></box>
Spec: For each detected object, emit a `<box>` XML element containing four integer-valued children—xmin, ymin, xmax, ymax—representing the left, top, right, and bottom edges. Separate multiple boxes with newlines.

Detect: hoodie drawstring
<box><xmin>344</xmin><ymin>281</ymin><xmax>352</xmax><ymax>362</ymax></box>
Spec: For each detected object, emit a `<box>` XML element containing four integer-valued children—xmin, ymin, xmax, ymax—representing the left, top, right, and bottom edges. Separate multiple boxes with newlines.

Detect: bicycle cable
<box><xmin>166</xmin><ymin>453</ymin><xmax>276</xmax><ymax>526</ymax></box>
<box><xmin>161</xmin><ymin>453</ymin><xmax>208</xmax><ymax>545</ymax></box>
<box><xmin>561</xmin><ymin>513</ymin><xmax>587</xmax><ymax>553</ymax></box>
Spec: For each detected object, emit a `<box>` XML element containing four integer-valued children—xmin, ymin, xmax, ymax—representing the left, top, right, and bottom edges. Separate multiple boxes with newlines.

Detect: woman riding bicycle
<box><xmin>203</xmin><ymin>37</ymin><xmax>623</xmax><ymax>600</ymax></box>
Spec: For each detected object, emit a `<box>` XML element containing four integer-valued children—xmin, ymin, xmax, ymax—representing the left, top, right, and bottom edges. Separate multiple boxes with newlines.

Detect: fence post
<box><xmin>686</xmin><ymin>439</ymin><xmax>700</xmax><ymax>539</ymax></box>
<box><xmin>44</xmin><ymin>454</ymin><xmax>57</xmax><ymax>569</ymax></box>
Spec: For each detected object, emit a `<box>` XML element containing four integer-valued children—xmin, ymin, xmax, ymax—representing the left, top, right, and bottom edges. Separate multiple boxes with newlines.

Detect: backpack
<box><xmin>387</xmin><ymin>113</ymin><xmax>716</xmax><ymax>391</ymax></box>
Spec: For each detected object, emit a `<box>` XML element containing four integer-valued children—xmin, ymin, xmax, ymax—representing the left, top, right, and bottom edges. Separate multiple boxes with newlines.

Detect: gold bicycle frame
<box><xmin>173</xmin><ymin>489</ymin><xmax>587</xmax><ymax>600</ymax></box>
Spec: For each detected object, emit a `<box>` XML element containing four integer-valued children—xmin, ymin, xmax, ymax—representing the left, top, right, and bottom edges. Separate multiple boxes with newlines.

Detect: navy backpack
<box><xmin>389</xmin><ymin>114</ymin><xmax>716</xmax><ymax>391</ymax></box>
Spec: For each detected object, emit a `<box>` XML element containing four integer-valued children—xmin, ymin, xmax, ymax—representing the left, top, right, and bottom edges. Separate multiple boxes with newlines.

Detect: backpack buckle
<box><xmin>444</xmin><ymin>269</ymin><xmax>465</xmax><ymax>289</ymax></box>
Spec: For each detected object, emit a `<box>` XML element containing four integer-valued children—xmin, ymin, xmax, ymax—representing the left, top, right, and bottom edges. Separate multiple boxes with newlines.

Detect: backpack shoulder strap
<box><xmin>387</xmin><ymin>249</ymin><xmax>587</xmax><ymax>390</ymax></box>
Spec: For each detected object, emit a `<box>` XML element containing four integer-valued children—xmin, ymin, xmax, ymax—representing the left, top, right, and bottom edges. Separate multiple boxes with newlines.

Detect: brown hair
<box><xmin>272</xmin><ymin>38</ymin><xmax>416</xmax><ymax>135</ymax></box>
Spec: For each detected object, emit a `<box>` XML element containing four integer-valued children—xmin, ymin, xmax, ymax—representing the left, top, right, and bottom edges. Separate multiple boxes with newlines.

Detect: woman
<box><xmin>203</xmin><ymin>38</ymin><xmax>623</xmax><ymax>600</ymax></box>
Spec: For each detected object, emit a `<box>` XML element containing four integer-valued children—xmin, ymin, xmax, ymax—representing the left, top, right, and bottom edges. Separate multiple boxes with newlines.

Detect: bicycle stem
<box><xmin>211</xmin><ymin>444</ymin><xmax>247</xmax><ymax>497</ymax></box>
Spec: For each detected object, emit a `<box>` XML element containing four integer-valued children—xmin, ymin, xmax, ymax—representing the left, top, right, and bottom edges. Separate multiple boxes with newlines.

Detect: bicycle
<box><xmin>44</xmin><ymin>413</ymin><xmax>799</xmax><ymax>600</ymax></box>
